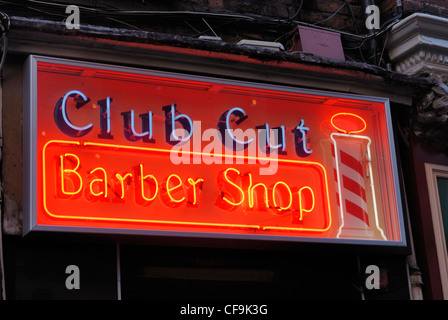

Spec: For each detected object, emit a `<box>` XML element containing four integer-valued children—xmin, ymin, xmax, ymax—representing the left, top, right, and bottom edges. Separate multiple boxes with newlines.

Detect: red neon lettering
<box><xmin>88</xmin><ymin>167</ymin><xmax>108</xmax><ymax>198</ymax></box>
<box><xmin>217</xmin><ymin>168</ymin><xmax>245</xmax><ymax>209</ymax></box>
<box><xmin>59</xmin><ymin>153</ymin><xmax>83</xmax><ymax>196</ymax></box>
<box><xmin>247</xmin><ymin>173</ymin><xmax>269</xmax><ymax>210</ymax></box>
<box><xmin>44</xmin><ymin>141</ymin><xmax>333</xmax><ymax>233</ymax></box>
<box><xmin>298</xmin><ymin>186</ymin><xmax>315</xmax><ymax>220</ymax></box>
<box><xmin>56</xmin><ymin>153</ymin><xmax>207</xmax><ymax>207</ymax></box>
<box><xmin>165</xmin><ymin>174</ymin><xmax>185</xmax><ymax>204</ymax></box>
<box><xmin>186</xmin><ymin>177</ymin><xmax>204</xmax><ymax>206</ymax></box>
<box><xmin>218</xmin><ymin>167</ymin><xmax>316</xmax><ymax>217</ymax></box>
<box><xmin>139</xmin><ymin>163</ymin><xmax>158</xmax><ymax>202</ymax></box>
<box><xmin>272</xmin><ymin>181</ymin><xmax>293</xmax><ymax>211</ymax></box>
<box><xmin>56</xmin><ymin>153</ymin><xmax>318</xmax><ymax>221</ymax></box>
<box><xmin>115</xmin><ymin>172</ymin><xmax>133</xmax><ymax>199</ymax></box>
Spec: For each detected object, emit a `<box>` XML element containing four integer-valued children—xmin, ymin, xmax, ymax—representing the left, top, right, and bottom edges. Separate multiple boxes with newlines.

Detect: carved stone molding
<box><xmin>387</xmin><ymin>13</ymin><xmax>448</xmax><ymax>76</ymax></box>
<box><xmin>387</xmin><ymin>13</ymin><xmax>448</xmax><ymax>153</ymax></box>
<box><xmin>395</xmin><ymin>50</ymin><xmax>448</xmax><ymax>75</ymax></box>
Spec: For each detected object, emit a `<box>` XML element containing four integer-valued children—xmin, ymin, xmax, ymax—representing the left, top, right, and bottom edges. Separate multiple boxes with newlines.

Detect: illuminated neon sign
<box><xmin>23</xmin><ymin>55</ymin><xmax>406</xmax><ymax>246</ymax></box>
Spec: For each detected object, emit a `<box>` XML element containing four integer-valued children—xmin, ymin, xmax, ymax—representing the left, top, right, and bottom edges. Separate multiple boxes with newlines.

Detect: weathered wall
<box><xmin>380</xmin><ymin>0</ymin><xmax>448</xmax><ymax>18</ymax></box>
<box><xmin>0</xmin><ymin>1</ymin><xmax>366</xmax><ymax>42</ymax></box>
<box><xmin>2</xmin><ymin>57</ymin><xmax>23</xmax><ymax>235</ymax></box>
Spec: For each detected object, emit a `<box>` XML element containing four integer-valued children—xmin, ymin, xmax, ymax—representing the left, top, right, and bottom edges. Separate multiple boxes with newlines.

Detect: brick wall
<box><xmin>381</xmin><ymin>0</ymin><xmax>448</xmax><ymax>19</ymax></box>
<box><xmin>5</xmin><ymin>1</ymin><xmax>448</xmax><ymax>38</ymax></box>
<box><xmin>160</xmin><ymin>0</ymin><xmax>368</xmax><ymax>42</ymax></box>
<box><xmin>293</xmin><ymin>0</ymin><xmax>363</xmax><ymax>34</ymax></box>
<box><xmin>199</xmin><ymin>0</ymin><xmax>365</xmax><ymax>35</ymax></box>
<box><xmin>2</xmin><ymin>0</ymin><xmax>448</xmax><ymax>62</ymax></box>
<box><xmin>401</xmin><ymin>0</ymin><xmax>448</xmax><ymax>17</ymax></box>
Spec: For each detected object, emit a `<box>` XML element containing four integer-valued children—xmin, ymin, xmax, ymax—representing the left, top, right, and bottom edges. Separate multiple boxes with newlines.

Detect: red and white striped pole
<box><xmin>330</xmin><ymin>113</ymin><xmax>386</xmax><ymax>240</ymax></box>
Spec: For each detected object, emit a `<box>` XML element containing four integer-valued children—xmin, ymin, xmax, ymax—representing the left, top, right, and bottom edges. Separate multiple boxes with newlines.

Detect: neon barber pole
<box><xmin>330</xmin><ymin>113</ymin><xmax>386</xmax><ymax>240</ymax></box>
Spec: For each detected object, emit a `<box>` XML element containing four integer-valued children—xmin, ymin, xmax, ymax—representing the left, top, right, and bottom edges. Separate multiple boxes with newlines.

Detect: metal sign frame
<box><xmin>22</xmin><ymin>55</ymin><xmax>407</xmax><ymax>247</ymax></box>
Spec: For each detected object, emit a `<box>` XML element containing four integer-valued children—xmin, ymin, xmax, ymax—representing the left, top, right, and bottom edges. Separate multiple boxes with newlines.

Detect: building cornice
<box><xmin>6</xmin><ymin>16</ymin><xmax>435</xmax><ymax>106</ymax></box>
<box><xmin>388</xmin><ymin>13</ymin><xmax>448</xmax><ymax>76</ymax></box>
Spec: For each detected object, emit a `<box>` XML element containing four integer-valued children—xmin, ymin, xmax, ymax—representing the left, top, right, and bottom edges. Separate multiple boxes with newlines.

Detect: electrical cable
<box><xmin>201</xmin><ymin>18</ymin><xmax>219</xmax><ymax>38</ymax></box>
<box><xmin>313</xmin><ymin>2</ymin><xmax>346</xmax><ymax>26</ymax></box>
<box><xmin>1</xmin><ymin>0</ymin><xmax>393</xmax><ymax>40</ymax></box>
<box><xmin>344</xmin><ymin>0</ymin><xmax>359</xmax><ymax>34</ymax></box>
<box><xmin>289</xmin><ymin>0</ymin><xmax>304</xmax><ymax>21</ymax></box>
<box><xmin>1</xmin><ymin>0</ymin><xmax>407</xmax><ymax>63</ymax></box>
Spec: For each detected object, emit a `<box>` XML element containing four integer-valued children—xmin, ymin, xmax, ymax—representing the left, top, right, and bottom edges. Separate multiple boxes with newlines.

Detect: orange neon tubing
<box><xmin>89</xmin><ymin>167</ymin><xmax>108</xmax><ymax>198</ymax></box>
<box><xmin>187</xmin><ymin>177</ymin><xmax>204</xmax><ymax>205</ymax></box>
<box><xmin>60</xmin><ymin>153</ymin><xmax>83</xmax><ymax>195</ymax></box>
<box><xmin>42</xmin><ymin>140</ymin><xmax>260</xmax><ymax>230</ymax></box>
<box><xmin>41</xmin><ymin>140</ymin><xmax>332</xmax><ymax>233</ymax></box>
<box><xmin>247</xmin><ymin>173</ymin><xmax>269</xmax><ymax>209</ymax></box>
<box><xmin>272</xmin><ymin>181</ymin><xmax>293</xmax><ymax>211</ymax></box>
<box><xmin>221</xmin><ymin>168</ymin><xmax>245</xmax><ymax>207</ymax></box>
<box><xmin>298</xmin><ymin>186</ymin><xmax>315</xmax><ymax>220</ymax></box>
<box><xmin>115</xmin><ymin>173</ymin><xmax>133</xmax><ymax>199</ymax></box>
<box><xmin>165</xmin><ymin>174</ymin><xmax>185</xmax><ymax>203</ymax></box>
<box><xmin>330</xmin><ymin>112</ymin><xmax>367</xmax><ymax>134</ymax></box>
<box><xmin>140</xmin><ymin>163</ymin><xmax>158</xmax><ymax>202</ymax></box>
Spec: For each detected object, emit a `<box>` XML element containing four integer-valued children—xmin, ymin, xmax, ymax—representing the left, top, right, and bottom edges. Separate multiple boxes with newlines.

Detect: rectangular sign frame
<box><xmin>22</xmin><ymin>54</ymin><xmax>407</xmax><ymax>247</ymax></box>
